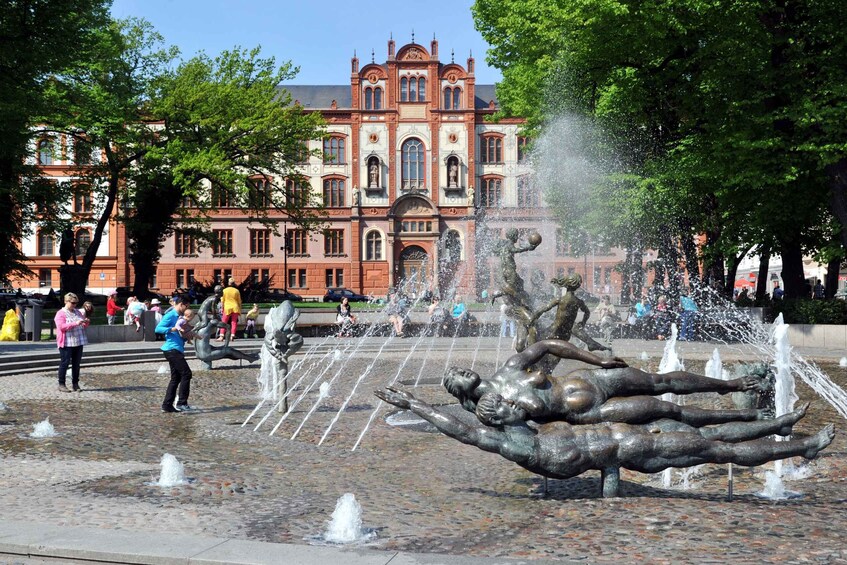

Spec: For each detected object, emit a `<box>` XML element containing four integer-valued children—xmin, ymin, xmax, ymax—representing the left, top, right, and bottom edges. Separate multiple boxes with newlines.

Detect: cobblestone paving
<box><xmin>0</xmin><ymin>346</ymin><xmax>846</xmax><ymax>564</ymax></box>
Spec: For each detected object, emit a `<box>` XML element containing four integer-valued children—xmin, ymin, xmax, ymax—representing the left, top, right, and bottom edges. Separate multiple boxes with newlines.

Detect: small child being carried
<box><xmin>174</xmin><ymin>309</ymin><xmax>195</xmax><ymax>343</ymax></box>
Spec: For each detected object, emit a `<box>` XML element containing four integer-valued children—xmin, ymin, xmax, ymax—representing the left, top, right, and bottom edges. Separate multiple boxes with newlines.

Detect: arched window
<box><xmin>443</xmin><ymin>87</ymin><xmax>462</xmax><ymax>110</ymax></box>
<box><xmin>365</xmin><ymin>230</ymin><xmax>383</xmax><ymax>261</ymax></box>
<box><xmin>480</xmin><ymin>177</ymin><xmax>502</xmax><ymax>207</ymax></box>
<box><xmin>75</xmin><ymin>229</ymin><xmax>91</xmax><ymax>256</ymax></box>
<box><xmin>322</xmin><ymin>177</ymin><xmax>345</xmax><ymax>207</ymax></box>
<box><xmin>401</xmin><ymin>138</ymin><xmax>425</xmax><ymax>191</ymax></box>
<box><xmin>37</xmin><ymin>231</ymin><xmax>55</xmax><ymax>256</ymax></box>
<box><xmin>400</xmin><ymin>76</ymin><xmax>426</xmax><ymax>102</ymax></box>
<box><xmin>364</xmin><ymin>86</ymin><xmax>383</xmax><ymax>110</ymax></box>
<box><xmin>37</xmin><ymin>139</ymin><xmax>54</xmax><ymax>165</ymax></box>
<box><xmin>480</xmin><ymin>135</ymin><xmax>503</xmax><ymax>163</ymax></box>
<box><xmin>323</xmin><ymin>136</ymin><xmax>346</xmax><ymax>164</ymax></box>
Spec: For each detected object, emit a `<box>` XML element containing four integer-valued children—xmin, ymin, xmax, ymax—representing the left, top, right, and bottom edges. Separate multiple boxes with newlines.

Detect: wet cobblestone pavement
<box><xmin>1</xmin><ymin>345</ymin><xmax>846</xmax><ymax>564</ymax></box>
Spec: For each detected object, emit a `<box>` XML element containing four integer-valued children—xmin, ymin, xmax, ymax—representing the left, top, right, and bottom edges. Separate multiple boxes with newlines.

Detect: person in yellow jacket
<box><xmin>0</xmin><ymin>308</ymin><xmax>21</xmax><ymax>341</ymax></box>
<box><xmin>218</xmin><ymin>278</ymin><xmax>242</xmax><ymax>341</ymax></box>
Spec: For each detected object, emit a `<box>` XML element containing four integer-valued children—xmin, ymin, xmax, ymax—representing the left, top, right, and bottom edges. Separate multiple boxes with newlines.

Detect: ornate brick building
<box><xmin>15</xmin><ymin>37</ymin><xmax>627</xmax><ymax>300</ymax></box>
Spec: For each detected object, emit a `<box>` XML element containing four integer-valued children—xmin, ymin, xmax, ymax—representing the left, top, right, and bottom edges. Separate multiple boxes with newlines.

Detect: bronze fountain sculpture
<box><xmin>376</xmin><ymin>233</ymin><xmax>836</xmax><ymax>497</ymax></box>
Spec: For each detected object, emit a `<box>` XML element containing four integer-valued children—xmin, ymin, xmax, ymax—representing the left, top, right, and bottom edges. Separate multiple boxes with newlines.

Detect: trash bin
<box><xmin>20</xmin><ymin>299</ymin><xmax>43</xmax><ymax>341</ymax></box>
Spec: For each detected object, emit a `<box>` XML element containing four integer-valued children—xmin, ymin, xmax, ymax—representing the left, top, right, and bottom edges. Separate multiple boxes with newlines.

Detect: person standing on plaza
<box><xmin>54</xmin><ymin>292</ymin><xmax>89</xmax><ymax>392</ymax></box>
<box><xmin>156</xmin><ymin>295</ymin><xmax>195</xmax><ymax>413</ymax></box>
<box><xmin>218</xmin><ymin>278</ymin><xmax>242</xmax><ymax>341</ymax></box>
<box><xmin>594</xmin><ymin>295</ymin><xmax>618</xmax><ymax>343</ymax></box>
<box><xmin>499</xmin><ymin>302</ymin><xmax>516</xmax><ymax>338</ymax></box>
<box><xmin>679</xmin><ymin>288</ymin><xmax>699</xmax><ymax>341</ymax></box>
<box><xmin>106</xmin><ymin>290</ymin><xmax>123</xmax><ymax>325</ymax></box>
<box><xmin>244</xmin><ymin>303</ymin><xmax>259</xmax><ymax>338</ymax></box>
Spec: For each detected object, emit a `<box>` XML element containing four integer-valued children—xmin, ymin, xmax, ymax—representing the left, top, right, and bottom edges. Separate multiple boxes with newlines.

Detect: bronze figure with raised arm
<box><xmin>445</xmin><ymin>339</ymin><xmax>771</xmax><ymax>427</ymax></box>
<box><xmin>376</xmin><ymin>386</ymin><xmax>834</xmax><ymax>497</ymax></box>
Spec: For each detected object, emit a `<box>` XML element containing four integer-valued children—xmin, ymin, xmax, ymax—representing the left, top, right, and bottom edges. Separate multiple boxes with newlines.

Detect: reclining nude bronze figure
<box><xmin>376</xmin><ymin>386</ymin><xmax>834</xmax><ymax>497</ymax></box>
<box><xmin>444</xmin><ymin>340</ymin><xmax>771</xmax><ymax>427</ymax></box>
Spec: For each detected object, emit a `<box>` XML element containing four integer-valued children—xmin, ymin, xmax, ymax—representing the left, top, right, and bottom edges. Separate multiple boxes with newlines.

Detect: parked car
<box><xmin>263</xmin><ymin>289</ymin><xmax>303</xmax><ymax>303</ymax></box>
<box><xmin>324</xmin><ymin>288</ymin><xmax>370</xmax><ymax>303</ymax></box>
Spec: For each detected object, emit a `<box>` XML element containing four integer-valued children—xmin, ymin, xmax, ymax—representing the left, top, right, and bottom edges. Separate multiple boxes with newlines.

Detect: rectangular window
<box><xmin>176</xmin><ymin>269</ymin><xmax>185</xmax><ymax>288</ymax></box>
<box><xmin>288</xmin><ymin>268</ymin><xmax>307</xmax><ymax>288</ymax></box>
<box><xmin>250</xmin><ymin>229</ymin><xmax>271</xmax><ymax>256</ymax></box>
<box><xmin>212</xmin><ymin>229</ymin><xmax>234</xmax><ymax>256</ymax></box>
<box><xmin>289</xmin><ymin>229</ymin><xmax>308</xmax><ymax>256</ymax></box>
<box><xmin>39</xmin><ymin>268</ymin><xmax>52</xmax><ymax>287</ymax></box>
<box><xmin>213</xmin><ymin>269</ymin><xmax>232</xmax><ymax>285</ymax></box>
<box><xmin>324</xmin><ymin>229</ymin><xmax>344</xmax><ymax>256</ymax></box>
<box><xmin>604</xmin><ymin>268</ymin><xmax>612</xmax><ymax>286</ymax></box>
<box><xmin>249</xmin><ymin>268</ymin><xmax>271</xmax><ymax>284</ymax></box>
<box><xmin>325</xmin><ymin>268</ymin><xmax>345</xmax><ymax>288</ymax></box>
<box><xmin>175</xmin><ymin>230</ymin><xmax>196</xmax><ymax>256</ymax></box>
<box><xmin>593</xmin><ymin>266</ymin><xmax>602</xmax><ymax>289</ymax></box>
<box><xmin>187</xmin><ymin>269</ymin><xmax>195</xmax><ymax>285</ymax></box>
<box><xmin>150</xmin><ymin>269</ymin><xmax>158</xmax><ymax>289</ymax></box>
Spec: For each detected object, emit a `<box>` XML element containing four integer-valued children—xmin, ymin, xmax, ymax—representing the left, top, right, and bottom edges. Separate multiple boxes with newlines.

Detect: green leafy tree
<box><xmin>42</xmin><ymin>19</ymin><xmax>325</xmax><ymax>298</ymax></box>
<box><xmin>0</xmin><ymin>0</ymin><xmax>109</xmax><ymax>285</ymax></box>
<box><xmin>474</xmin><ymin>0</ymin><xmax>847</xmax><ymax>299</ymax></box>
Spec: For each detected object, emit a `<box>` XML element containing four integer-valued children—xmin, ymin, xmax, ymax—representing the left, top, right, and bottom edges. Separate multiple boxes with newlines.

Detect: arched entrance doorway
<box><xmin>398</xmin><ymin>245</ymin><xmax>429</xmax><ymax>296</ymax></box>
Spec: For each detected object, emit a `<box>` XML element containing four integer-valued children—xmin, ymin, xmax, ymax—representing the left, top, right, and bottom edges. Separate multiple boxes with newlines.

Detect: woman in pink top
<box><xmin>54</xmin><ymin>292</ymin><xmax>90</xmax><ymax>392</ymax></box>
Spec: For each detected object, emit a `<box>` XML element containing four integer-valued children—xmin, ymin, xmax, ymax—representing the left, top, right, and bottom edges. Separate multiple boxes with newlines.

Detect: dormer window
<box><xmin>400</xmin><ymin>76</ymin><xmax>426</xmax><ymax>102</ymax></box>
<box><xmin>364</xmin><ymin>86</ymin><xmax>383</xmax><ymax>110</ymax></box>
<box><xmin>443</xmin><ymin>87</ymin><xmax>462</xmax><ymax>110</ymax></box>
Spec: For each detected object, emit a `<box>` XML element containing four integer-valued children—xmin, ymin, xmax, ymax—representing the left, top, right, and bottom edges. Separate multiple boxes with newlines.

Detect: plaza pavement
<box><xmin>0</xmin><ymin>336</ymin><xmax>846</xmax><ymax>564</ymax></box>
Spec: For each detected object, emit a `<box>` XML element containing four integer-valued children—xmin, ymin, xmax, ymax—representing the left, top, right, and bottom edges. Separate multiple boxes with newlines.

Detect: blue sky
<box><xmin>110</xmin><ymin>0</ymin><xmax>503</xmax><ymax>85</ymax></box>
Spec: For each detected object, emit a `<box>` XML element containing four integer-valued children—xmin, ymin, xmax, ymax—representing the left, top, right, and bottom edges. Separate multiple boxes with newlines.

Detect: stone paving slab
<box><xmin>0</xmin><ymin>342</ymin><xmax>846</xmax><ymax>564</ymax></box>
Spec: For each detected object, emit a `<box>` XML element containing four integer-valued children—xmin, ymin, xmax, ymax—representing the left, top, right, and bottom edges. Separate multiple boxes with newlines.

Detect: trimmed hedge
<box><xmin>769</xmin><ymin>299</ymin><xmax>847</xmax><ymax>325</ymax></box>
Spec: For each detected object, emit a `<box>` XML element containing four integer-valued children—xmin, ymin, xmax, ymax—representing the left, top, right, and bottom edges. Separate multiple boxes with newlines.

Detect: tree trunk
<box><xmin>59</xmin><ymin>264</ymin><xmax>89</xmax><ymax>301</ymax></box>
<box><xmin>703</xmin><ymin>230</ymin><xmax>726</xmax><ymax>295</ymax></box>
<box><xmin>825</xmin><ymin>257</ymin><xmax>840</xmax><ymax>299</ymax></box>
<box><xmin>131</xmin><ymin>255</ymin><xmax>156</xmax><ymax>299</ymax></box>
<box><xmin>827</xmin><ymin>159</ymin><xmax>847</xmax><ymax>252</ymax></box>
<box><xmin>725</xmin><ymin>252</ymin><xmax>744</xmax><ymax>300</ymax></box>
<box><xmin>778</xmin><ymin>238</ymin><xmax>806</xmax><ymax>298</ymax></box>
<box><xmin>681</xmin><ymin>230</ymin><xmax>700</xmax><ymax>286</ymax></box>
<box><xmin>755</xmin><ymin>247</ymin><xmax>771</xmax><ymax>301</ymax></box>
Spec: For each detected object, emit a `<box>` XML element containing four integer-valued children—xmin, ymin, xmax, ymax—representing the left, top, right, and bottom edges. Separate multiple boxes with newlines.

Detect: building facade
<box><xmin>14</xmin><ymin>37</ymin><xmax>628</xmax><ymax>300</ymax></box>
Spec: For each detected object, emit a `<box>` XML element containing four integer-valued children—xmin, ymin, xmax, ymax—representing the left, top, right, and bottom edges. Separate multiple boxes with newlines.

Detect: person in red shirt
<box><xmin>106</xmin><ymin>290</ymin><xmax>123</xmax><ymax>326</ymax></box>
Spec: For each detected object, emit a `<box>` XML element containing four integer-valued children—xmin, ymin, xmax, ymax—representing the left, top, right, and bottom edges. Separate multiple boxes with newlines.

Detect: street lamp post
<box><xmin>282</xmin><ymin>222</ymin><xmax>289</xmax><ymax>293</ymax></box>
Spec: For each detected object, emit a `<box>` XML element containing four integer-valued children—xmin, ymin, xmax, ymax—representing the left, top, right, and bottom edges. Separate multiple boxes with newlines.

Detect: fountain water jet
<box><xmin>155</xmin><ymin>453</ymin><xmax>188</xmax><ymax>487</ymax></box>
<box><xmin>321</xmin><ymin>493</ymin><xmax>375</xmax><ymax>544</ymax></box>
<box><xmin>30</xmin><ymin>418</ymin><xmax>57</xmax><ymax>438</ymax></box>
